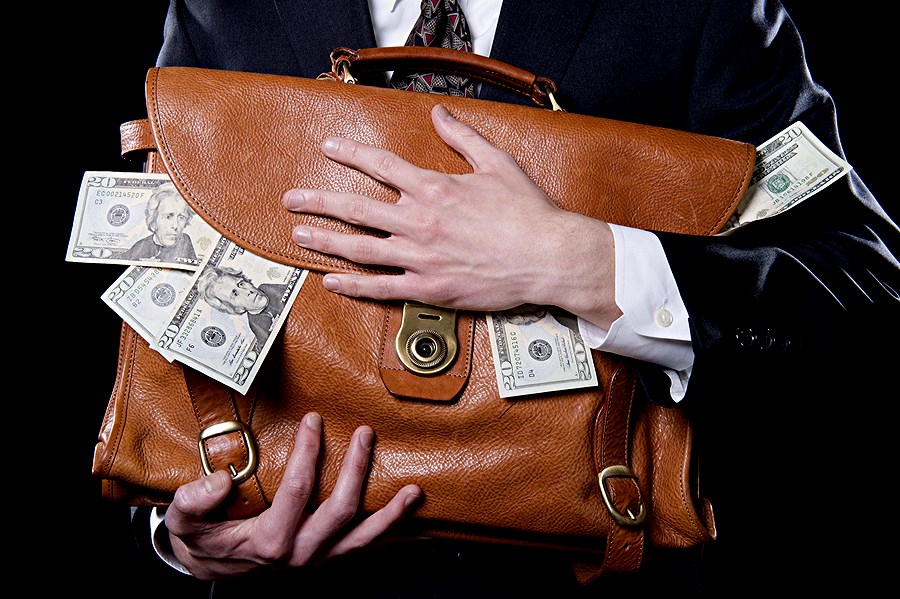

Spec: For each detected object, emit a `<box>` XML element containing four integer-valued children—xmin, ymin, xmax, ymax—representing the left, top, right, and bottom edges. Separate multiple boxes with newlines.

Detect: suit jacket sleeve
<box><xmin>638</xmin><ymin>1</ymin><xmax>900</xmax><ymax>407</ymax></box>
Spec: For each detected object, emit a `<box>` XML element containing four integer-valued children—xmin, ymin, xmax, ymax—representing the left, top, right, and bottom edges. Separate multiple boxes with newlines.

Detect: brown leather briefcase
<box><xmin>92</xmin><ymin>47</ymin><xmax>754</xmax><ymax>582</ymax></box>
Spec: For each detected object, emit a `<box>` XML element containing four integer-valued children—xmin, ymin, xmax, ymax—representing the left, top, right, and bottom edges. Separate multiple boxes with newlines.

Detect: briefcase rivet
<box><xmin>396</xmin><ymin>302</ymin><xmax>459</xmax><ymax>375</ymax></box>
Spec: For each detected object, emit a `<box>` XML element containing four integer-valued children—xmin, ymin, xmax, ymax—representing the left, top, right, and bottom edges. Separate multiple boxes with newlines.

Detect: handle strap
<box><xmin>324</xmin><ymin>46</ymin><xmax>562</xmax><ymax>109</ymax></box>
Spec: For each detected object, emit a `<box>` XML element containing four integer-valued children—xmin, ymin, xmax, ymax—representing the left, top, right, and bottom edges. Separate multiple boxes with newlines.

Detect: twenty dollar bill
<box><xmin>157</xmin><ymin>236</ymin><xmax>308</xmax><ymax>394</ymax></box>
<box><xmin>102</xmin><ymin>265</ymin><xmax>197</xmax><ymax>361</ymax></box>
<box><xmin>66</xmin><ymin>171</ymin><xmax>220</xmax><ymax>269</ymax></box>
<box><xmin>487</xmin><ymin>307</ymin><xmax>598</xmax><ymax>398</ymax></box>
<box><xmin>719</xmin><ymin>121</ymin><xmax>851</xmax><ymax>234</ymax></box>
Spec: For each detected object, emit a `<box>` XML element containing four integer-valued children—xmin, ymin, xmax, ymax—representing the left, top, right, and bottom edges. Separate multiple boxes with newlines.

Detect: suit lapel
<box><xmin>482</xmin><ymin>0</ymin><xmax>600</xmax><ymax>104</ymax></box>
<box><xmin>272</xmin><ymin>0</ymin><xmax>378</xmax><ymax>80</ymax></box>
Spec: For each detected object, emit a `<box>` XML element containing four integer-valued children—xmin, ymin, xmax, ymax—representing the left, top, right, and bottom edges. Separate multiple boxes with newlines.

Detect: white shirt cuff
<box><xmin>150</xmin><ymin>506</ymin><xmax>191</xmax><ymax>575</ymax></box>
<box><xmin>578</xmin><ymin>224</ymin><xmax>694</xmax><ymax>403</ymax></box>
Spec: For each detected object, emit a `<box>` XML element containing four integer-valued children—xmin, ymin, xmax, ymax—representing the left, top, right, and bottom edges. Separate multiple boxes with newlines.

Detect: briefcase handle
<box><xmin>325</xmin><ymin>46</ymin><xmax>563</xmax><ymax>110</ymax></box>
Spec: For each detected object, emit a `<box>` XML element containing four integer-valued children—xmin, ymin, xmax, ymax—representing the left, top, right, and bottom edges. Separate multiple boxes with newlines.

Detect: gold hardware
<box><xmin>547</xmin><ymin>90</ymin><xmax>565</xmax><ymax>112</ymax></box>
<box><xmin>598</xmin><ymin>465</ymin><xmax>646</xmax><ymax>527</ymax></box>
<box><xmin>339</xmin><ymin>61</ymin><xmax>357</xmax><ymax>84</ymax></box>
<box><xmin>198</xmin><ymin>420</ymin><xmax>258</xmax><ymax>484</ymax></box>
<box><xmin>329</xmin><ymin>55</ymin><xmax>358</xmax><ymax>84</ymax></box>
<box><xmin>396</xmin><ymin>301</ymin><xmax>459</xmax><ymax>375</ymax></box>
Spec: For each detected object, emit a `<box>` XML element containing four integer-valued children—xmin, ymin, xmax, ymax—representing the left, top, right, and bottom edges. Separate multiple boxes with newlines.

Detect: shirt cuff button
<box><xmin>655</xmin><ymin>308</ymin><xmax>674</xmax><ymax>327</ymax></box>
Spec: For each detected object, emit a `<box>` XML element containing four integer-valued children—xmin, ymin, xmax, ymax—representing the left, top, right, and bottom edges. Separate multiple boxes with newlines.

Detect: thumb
<box><xmin>165</xmin><ymin>469</ymin><xmax>233</xmax><ymax>536</ymax></box>
<box><xmin>430</xmin><ymin>103</ymin><xmax>499</xmax><ymax>172</ymax></box>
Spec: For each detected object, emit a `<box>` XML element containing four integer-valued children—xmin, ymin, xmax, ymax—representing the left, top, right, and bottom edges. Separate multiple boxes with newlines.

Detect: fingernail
<box><xmin>322</xmin><ymin>274</ymin><xmax>340</xmax><ymax>292</ymax></box>
<box><xmin>203</xmin><ymin>471</ymin><xmax>227</xmax><ymax>495</ymax></box>
<box><xmin>322</xmin><ymin>138</ymin><xmax>339</xmax><ymax>154</ymax></box>
<box><xmin>306</xmin><ymin>412</ymin><xmax>322</xmax><ymax>431</ymax></box>
<box><xmin>404</xmin><ymin>486</ymin><xmax>422</xmax><ymax>508</ymax></box>
<box><xmin>293</xmin><ymin>227</ymin><xmax>311</xmax><ymax>245</ymax></box>
<box><xmin>435</xmin><ymin>104</ymin><xmax>453</xmax><ymax>120</ymax></box>
<box><xmin>283</xmin><ymin>190</ymin><xmax>303</xmax><ymax>209</ymax></box>
<box><xmin>359</xmin><ymin>429</ymin><xmax>373</xmax><ymax>451</ymax></box>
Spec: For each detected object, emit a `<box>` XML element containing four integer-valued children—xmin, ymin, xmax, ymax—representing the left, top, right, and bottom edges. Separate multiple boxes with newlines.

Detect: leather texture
<box><xmin>93</xmin><ymin>50</ymin><xmax>753</xmax><ymax>581</ymax></box>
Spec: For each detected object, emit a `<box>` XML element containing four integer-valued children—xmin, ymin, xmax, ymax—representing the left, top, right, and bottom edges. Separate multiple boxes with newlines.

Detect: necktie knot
<box><xmin>390</xmin><ymin>0</ymin><xmax>476</xmax><ymax>98</ymax></box>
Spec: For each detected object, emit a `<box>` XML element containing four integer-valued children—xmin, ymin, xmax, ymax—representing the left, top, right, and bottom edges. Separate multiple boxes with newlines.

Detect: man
<box><xmin>136</xmin><ymin>0</ymin><xmax>899</xmax><ymax>594</ymax></box>
<box><xmin>118</xmin><ymin>181</ymin><xmax>198</xmax><ymax>264</ymax></box>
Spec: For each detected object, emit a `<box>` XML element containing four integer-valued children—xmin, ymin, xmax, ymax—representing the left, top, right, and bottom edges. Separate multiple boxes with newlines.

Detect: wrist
<box><xmin>531</xmin><ymin>214</ymin><xmax>620</xmax><ymax>327</ymax></box>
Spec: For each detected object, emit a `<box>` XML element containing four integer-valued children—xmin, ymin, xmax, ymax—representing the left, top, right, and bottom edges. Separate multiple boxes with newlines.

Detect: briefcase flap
<box><xmin>141</xmin><ymin>66</ymin><xmax>754</xmax><ymax>274</ymax></box>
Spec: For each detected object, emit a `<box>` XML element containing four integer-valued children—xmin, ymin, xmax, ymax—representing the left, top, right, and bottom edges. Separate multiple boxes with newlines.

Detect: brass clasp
<box><xmin>396</xmin><ymin>301</ymin><xmax>459</xmax><ymax>375</ymax></box>
<box><xmin>598</xmin><ymin>465</ymin><xmax>646</xmax><ymax>527</ymax></box>
<box><xmin>198</xmin><ymin>420</ymin><xmax>258</xmax><ymax>484</ymax></box>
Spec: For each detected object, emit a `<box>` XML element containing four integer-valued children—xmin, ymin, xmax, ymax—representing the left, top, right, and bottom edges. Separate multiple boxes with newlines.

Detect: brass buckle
<box><xmin>598</xmin><ymin>465</ymin><xmax>646</xmax><ymax>527</ymax></box>
<box><xmin>396</xmin><ymin>301</ymin><xmax>459</xmax><ymax>375</ymax></box>
<box><xmin>198</xmin><ymin>420</ymin><xmax>258</xmax><ymax>484</ymax></box>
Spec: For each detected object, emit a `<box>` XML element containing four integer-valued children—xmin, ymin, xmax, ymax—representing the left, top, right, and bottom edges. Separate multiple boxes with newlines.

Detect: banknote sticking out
<box><xmin>70</xmin><ymin>171</ymin><xmax>310</xmax><ymax>392</ymax></box>
<box><xmin>157</xmin><ymin>236</ymin><xmax>308</xmax><ymax>394</ymax></box>
<box><xmin>718</xmin><ymin>121</ymin><xmax>852</xmax><ymax>235</ymax></box>
<box><xmin>67</xmin><ymin>171</ymin><xmax>220</xmax><ymax>269</ymax></box>
<box><xmin>487</xmin><ymin>306</ymin><xmax>598</xmax><ymax>398</ymax></box>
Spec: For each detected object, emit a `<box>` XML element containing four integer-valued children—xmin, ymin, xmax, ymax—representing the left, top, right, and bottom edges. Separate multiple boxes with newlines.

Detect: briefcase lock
<box><xmin>396</xmin><ymin>301</ymin><xmax>458</xmax><ymax>375</ymax></box>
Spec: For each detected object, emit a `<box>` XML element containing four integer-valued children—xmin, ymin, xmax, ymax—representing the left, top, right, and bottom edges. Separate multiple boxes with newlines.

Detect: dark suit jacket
<box><xmin>146</xmin><ymin>0</ymin><xmax>899</xmax><ymax>594</ymax></box>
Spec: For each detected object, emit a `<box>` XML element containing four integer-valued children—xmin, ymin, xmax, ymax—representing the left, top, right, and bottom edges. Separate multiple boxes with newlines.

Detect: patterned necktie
<box><xmin>389</xmin><ymin>0</ymin><xmax>477</xmax><ymax>98</ymax></box>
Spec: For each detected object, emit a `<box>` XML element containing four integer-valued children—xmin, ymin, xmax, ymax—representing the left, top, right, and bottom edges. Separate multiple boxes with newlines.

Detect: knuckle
<box><xmin>346</xmin><ymin>199</ymin><xmax>370</xmax><ymax>225</ymax></box>
<box><xmin>372</xmin><ymin>152</ymin><xmax>396</xmax><ymax>180</ymax></box>
<box><xmin>170</xmin><ymin>485</ymin><xmax>197</xmax><ymax>519</ymax></box>
<box><xmin>372</xmin><ymin>276</ymin><xmax>396</xmax><ymax>300</ymax></box>
<box><xmin>342</xmin><ymin>141</ymin><xmax>358</xmax><ymax>160</ymax></box>
<box><xmin>352</xmin><ymin>235</ymin><xmax>378</xmax><ymax>264</ymax></box>
<box><xmin>410</xmin><ymin>213</ymin><xmax>441</xmax><ymax>239</ymax></box>
<box><xmin>455</xmin><ymin>124</ymin><xmax>480</xmax><ymax>143</ymax></box>
<box><xmin>254</xmin><ymin>537</ymin><xmax>291</xmax><ymax>564</ymax></box>
<box><xmin>314</xmin><ymin>230</ymin><xmax>332</xmax><ymax>253</ymax></box>
<box><xmin>421</xmin><ymin>278</ymin><xmax>458</xmax><ymax>306</ymax></box>
<box><xmin>307</xmin><ymin>191</ymin><xmax>329</xmax><ymax>214</ymax></box>
<box><xmin>329</xmin><ymin>496</ymin><xmax>359</xmax><ymax>525</ymax></box>
<box><xmin>281</xmin><ymin>475</ymin><xmax>315</xmax><ymax>502</ymax></box>
<box><xmin>419</xmin><ymin>176</ymin><xmax>450</xmax><ymax>203</ymax></box>
<box><xmin>345</xmin><ymin>451</ymin><xmax>370</xmax><ymax>478</ymax></box>
<box><xmin>341</xmin><ymin>276</ymin><xmax>361</xmax><ymax>297</ymax></box>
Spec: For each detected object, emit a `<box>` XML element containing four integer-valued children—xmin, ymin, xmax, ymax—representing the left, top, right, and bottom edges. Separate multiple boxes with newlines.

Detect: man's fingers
<box><xmin>324</xmin><ymin>484</ymin><xmax>423</xmax><ymax>558</ymax></box>
<box><xmin>300</xmin><ymin>425</ymin><xmax>376</xmax><ymax>542</ymax></box>
<box><xmin>318</xmin><ymin>136</ymin><xmax>422</xmax><ymax>192</ymax></box>
<box><xmin>430</xmin><ymin>104</ymin><xmax>508</xmax><ymax>172</ymax></box>
<box><xmin>165</xmin><ymin>469</ymin><xmax>233</xmax><ymax>537</ymax></box>
<box><xmin>288</xmin><ymin>224</ymin><xmax>409</xmax><ymax>270</ymax></box>
<box><xmin>319</xmin><ymin>272</ymin><xmax>413</xmax><ymax>301</ymax></box>
<box><xmin>264</xmin><ymin>413</ymin><xmax>323</xmax><ymax>530</ymax></box>
<box><xmin>282</xmin><ymin>189</ymin><xmax>399</xmax><ymax>233</ymax></box>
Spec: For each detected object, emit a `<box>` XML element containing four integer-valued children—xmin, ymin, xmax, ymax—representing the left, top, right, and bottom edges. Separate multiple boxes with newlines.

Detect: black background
<box><xmin>26</xmin><ymin>2</ymin><xmax>894</xmax><ymax>594</ymax></box>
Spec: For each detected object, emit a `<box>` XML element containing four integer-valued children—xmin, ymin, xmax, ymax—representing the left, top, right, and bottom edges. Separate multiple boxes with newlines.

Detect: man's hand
<box><xmin>282</xmin><ymin>104</ymin><xmax>620</xmax><ymax>329</ymax></box>
<box><xmin>164</xmin><ymin>412</ymin><xmax>422</xmax><ymax>580</ymax></box>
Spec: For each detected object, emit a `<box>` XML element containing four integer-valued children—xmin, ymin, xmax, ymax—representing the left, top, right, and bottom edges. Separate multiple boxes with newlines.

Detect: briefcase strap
<box><xmin>596</xmin><ymin>363</ymin><xmax>645</xmax><ymax>576</ymax></box>
<box><xmin>183</xmin><ymin>367</ymin><xmax>268</xmax><ymax>519</ymax></box>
